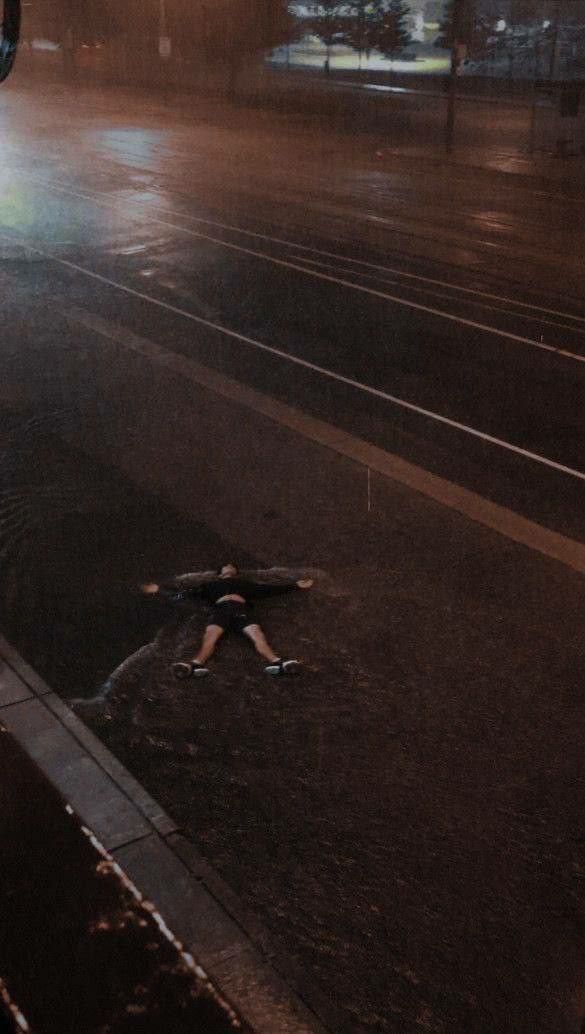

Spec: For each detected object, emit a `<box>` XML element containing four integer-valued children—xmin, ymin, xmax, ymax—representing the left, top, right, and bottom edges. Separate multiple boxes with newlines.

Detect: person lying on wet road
<box><xmin>141</xmin><ymin>564</ymin><xmax>314</xmax><ymax>678</ymax></box>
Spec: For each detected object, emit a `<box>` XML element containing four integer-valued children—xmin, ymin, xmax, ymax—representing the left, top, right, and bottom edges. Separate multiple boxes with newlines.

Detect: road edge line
<box><xmin>64</xmin><ymin>306</ymin><xmax>585</xmax><ymax>578</ymax></box>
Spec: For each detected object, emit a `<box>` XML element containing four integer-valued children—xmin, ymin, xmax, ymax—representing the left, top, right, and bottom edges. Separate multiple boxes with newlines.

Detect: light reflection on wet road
<box><xmin>3</xmin><ymin>143</ymin><xmax>585</xmax><ymax>538</ymax></box>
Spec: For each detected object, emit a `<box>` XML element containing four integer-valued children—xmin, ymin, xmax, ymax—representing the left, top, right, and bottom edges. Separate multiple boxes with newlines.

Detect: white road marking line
<box><xmin>10</xmin><ymin>177</ymin><xmax>585</xmax><ymax>365</ymax></box>
<box><xmin>283</xmin><ymin>252</ymin><xmax>585</xmax><ymax>339</ymax></box>
<box><xmin>65</xmin><ymin>306</ymin><xmax>585</xmax><ymax>575</ymax></box>
<box><xmin>5</xmin><ymin>231</ymin><xmax>585</xmax><ymax>484</ymax></box>
<box><xmin>18</xmin><ymin>171</ymin><xmax>585</xmax><ymax>328</ymax></box>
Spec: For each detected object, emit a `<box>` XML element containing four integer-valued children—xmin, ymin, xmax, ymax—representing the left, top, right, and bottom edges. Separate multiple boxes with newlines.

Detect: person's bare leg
<box><xmin>173</xmin><ymin>625</ymin><xmax>224</xmax><ymax>678</ymax></box>
<box><xmin>243</xmin><ymin>625</ymin><xmax>300</xmax><ymax>674</ymax></box>
<box><xmin>242</xmin><ymin>624</ymin><xmax>280</xmax><ymax>663</ymax></box>
<box><xmin>192</xmin><ymin>624</ymin><xmax>224</xmax><ymax>664</ymax></box>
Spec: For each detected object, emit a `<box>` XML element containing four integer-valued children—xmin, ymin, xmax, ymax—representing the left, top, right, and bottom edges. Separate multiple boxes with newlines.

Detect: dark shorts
<box><xmin>208</xmin><ymin>601</ymin><xmax>255</xmax><ymax>634</ymax></box>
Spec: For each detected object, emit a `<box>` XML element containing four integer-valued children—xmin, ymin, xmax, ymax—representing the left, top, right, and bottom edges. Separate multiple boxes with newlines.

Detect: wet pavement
<box><xmin>1</xmin><ymin>82</ymin><xmax>585</xmax><ymax>1033</ymax></box>
<box><xmin>2</xmin><ymin>83</ymin><xmax>585</xmax><ymax>545</ymax></box>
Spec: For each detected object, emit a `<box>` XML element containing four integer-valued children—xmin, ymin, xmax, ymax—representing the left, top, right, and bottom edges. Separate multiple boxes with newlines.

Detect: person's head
<box><xmin>219</xmin><ymin>563</ymin><xmax>238</xmax><ymax>578</ymax></box>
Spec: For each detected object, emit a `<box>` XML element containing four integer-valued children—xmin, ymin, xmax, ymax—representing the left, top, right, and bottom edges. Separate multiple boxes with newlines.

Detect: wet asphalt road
<box><xmin>1</xmin><ymin>83</ymin><xmax>585</xmax><ymax>1033</ymax></box>
<box><xmin>2</xmin><ymin>83</ymin><xmax>585</xmax><ymax>540</ymax></box>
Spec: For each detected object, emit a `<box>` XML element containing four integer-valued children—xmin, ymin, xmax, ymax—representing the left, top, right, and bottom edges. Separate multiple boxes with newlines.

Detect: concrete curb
<box><xmin>0</xmin><ymin>636</ymin><xmax>346</xmax><ymax>1034</ymax></box>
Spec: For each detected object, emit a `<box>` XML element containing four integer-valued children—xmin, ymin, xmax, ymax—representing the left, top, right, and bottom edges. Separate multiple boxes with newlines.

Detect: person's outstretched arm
<box><xmin>140</xmin><ymin>570</ymin><xmax>216</xmax><ymax>601</ymax></box>
<box><xmin>245</xmin><ymin>577</ymin><xmax>313</xmax><ymax>600</ymax></box>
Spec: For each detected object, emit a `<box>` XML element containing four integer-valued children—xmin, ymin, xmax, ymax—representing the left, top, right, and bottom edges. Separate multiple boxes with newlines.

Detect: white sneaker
<box><xmin>264</xmin><ymin>659</ymin><xmax>301</xmax><ymax>676</ymax></box>
<box><xmin>172</xmin><ymin>661</ymin><xmax>209</xmax><ymax>679</ymax></box>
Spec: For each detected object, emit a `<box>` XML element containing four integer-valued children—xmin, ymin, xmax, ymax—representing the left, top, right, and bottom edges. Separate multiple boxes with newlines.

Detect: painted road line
<box><xmin>19</xmin><ymin>168</ymin><xmax>585</xmax><ymax>327</ymax></box>
<box><xmin>64</xmin><ymin>306</ymin><xmax>585</xmax><ymax>576</ymax></box>
<box><xmin>18</xmin><ymin>167</ymin><xmax>585</xmax><ymax>328</ymax></box>
<box><xmin>282</xmin><ymin>254</ymin><xmax>585</xmax><ymax>340</ymax></box>
<box><xmin>15</xmin><ymin>177</ymin><xmax>585</xmax><ymax>363</ymax></box>
<box><xmin>3</xmin><ymin>232</ymin><xmax>582</xmax><ymax>483</ymax></box>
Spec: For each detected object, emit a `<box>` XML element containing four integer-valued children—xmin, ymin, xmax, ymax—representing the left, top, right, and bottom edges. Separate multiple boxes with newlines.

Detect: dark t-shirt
<box><xmin>162</xmin><ymin>577</ymin><xmax>299</xmax><ymax>606</ymax></box>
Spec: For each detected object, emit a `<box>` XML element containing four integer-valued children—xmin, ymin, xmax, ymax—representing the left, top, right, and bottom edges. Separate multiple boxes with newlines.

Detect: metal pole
<box><xmin>60</xmin><ymin>0</ymin><xmax>76</xmax><ymax>82</ymax></box>
<box><xmin>159</xmin><ymin>0</ymin><xmax>169</xmax><ymax>105</ymax></box>
<box><xmin>528</xmin><ymin>37</ymin><xmax>540</xmax><ymax>153</ymax></box>
<box><xmin>548</xmin><ymin>21</ymin><xmax>559</xmax><ymax>80</ymax></box>
<box><xmin>445</xmin><ymin>0</ymin><xmax>464</xmax><ymax>153</ymax></box>
<box><xmin>62</xmin><ymin>24</ymin><xmax>76</xmax><ymax>81</ymax></box>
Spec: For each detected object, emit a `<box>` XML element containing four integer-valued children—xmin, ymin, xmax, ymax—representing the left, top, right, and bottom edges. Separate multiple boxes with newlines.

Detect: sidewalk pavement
<box><xmin>0</xmin><ymin>636</ymin><xmax>333</xmax><ymax>1034</ymax></box>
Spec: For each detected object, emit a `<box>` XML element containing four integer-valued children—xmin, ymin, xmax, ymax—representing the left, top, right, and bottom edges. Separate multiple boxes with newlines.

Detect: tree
<box><xmin>76</xmin><ymin>1</ymin><xmax>120</xmax><ymax>45</ymax></box>
<box><xmin>171</xmin><ymin>0</ymin><xmax>296</xmax><ymax>95</ymax></box>
<box><xmin>309</xmin><ymin>0</ymin><xmax>347</xmax><ymax>74</ymax></box>
<box><xmin>24</xmin><ymin>0</ymin><xmax>122</xmax><ymax>81</ymax></box>
<box><xmin>339</xmin><ymin>0</ymin><xmax>378</xmax><ymax>69</ymax></box>
<box><xmin>434</xmin><ymin>0</ymin><xmax>454</xmax><ymax>49</ymax></box>
<box><xmin>434</xmin><ymin>0</ymin><xmax>475</xmax><ymax>50</ymax></box>
<box><xmin>372</xmin><ymin>0</ymin><xmax>411</xmax><ymax>64</ymax></box>
<box><xmin>24</xmin><ymin>0</ymin><xmax>120</xmax><ymax>45</ymax></box>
